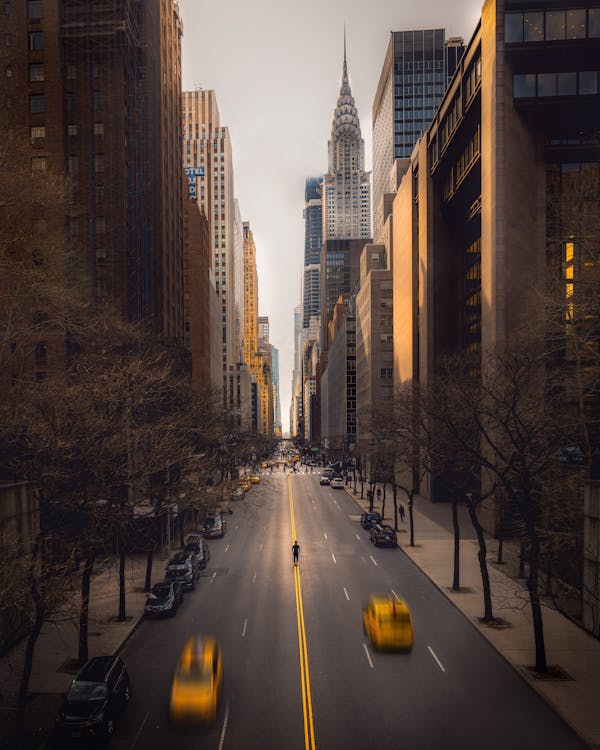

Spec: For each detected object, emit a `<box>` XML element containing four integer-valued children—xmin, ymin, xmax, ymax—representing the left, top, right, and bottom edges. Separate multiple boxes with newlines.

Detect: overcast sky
<box><xmin>178</xmin><ymin>0</ymin><xmax>482</xmax><ymax>434</ymax></box>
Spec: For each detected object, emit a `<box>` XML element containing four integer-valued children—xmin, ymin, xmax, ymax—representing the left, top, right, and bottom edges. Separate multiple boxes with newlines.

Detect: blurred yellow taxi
<box><xmin>250</xmin><ymin>475</ymin><xmax>261</xmax><ymax>484</ymax></box>
<box><xmin>362</xmin><ymin>595</ymin><xmax>413</xmax><ymax>651</ymax></box>
<box><xmin>169</xmin><ymin>635</ymin><xmax>223</xmax><ymax>724</ymax></box>
<box><xmin>261</xmin><ymin>462</ymin><xmax>268</xmax><ymax>469</ymax></box>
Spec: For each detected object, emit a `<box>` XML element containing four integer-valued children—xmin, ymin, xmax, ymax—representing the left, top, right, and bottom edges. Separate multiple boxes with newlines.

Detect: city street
<box><xmin>108</xmin><ymin>471</ymin><xmax>588</xmax><ymax>750</ymax></box>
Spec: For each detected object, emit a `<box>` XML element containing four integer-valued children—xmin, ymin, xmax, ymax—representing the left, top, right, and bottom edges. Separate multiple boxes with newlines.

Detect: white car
<box><xmin>330</xmin><ymin>477</ymin><xmax>344</xmax><ymax>489</ymax></box>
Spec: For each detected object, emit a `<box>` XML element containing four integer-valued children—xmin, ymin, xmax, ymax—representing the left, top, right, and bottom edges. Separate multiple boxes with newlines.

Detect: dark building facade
<box><xmin>1</xmin><ymin>0</ymin><xmax>184</xmax><ymax>341</ymax></box>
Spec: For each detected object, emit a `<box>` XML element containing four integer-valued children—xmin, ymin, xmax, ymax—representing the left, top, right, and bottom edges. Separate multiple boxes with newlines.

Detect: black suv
<box><xmin>360</xmin><ymin>511</ymin><xmax>382</xmax><ymax>530</ymax></box>
<box><xmin>203</xmin><ymin>513</ymin><xmax>226</xmax><ymax>539</ymax></box>
<box><xmin>370</xmin><ymin>524</ymin><xmax>398</xmax><ymax>547</ymax></box>
<box><xmin>55</xmin><ymin>655</ymin><xmax>130</xmax><ymax>742</ymax></box>
<box><xmin>165</xmin><ymin>550</ymin><xmax>199</xmax><ymax>591</ymax></box>
<box><xmin>183</xmin><ymin>534</ymin><xmax>210</xmax><ymax>569</ymax></box>
<box><xmin>144</xmin><ymin>580</ymin><xmax>183</xmax><ymax>618</ymax></box>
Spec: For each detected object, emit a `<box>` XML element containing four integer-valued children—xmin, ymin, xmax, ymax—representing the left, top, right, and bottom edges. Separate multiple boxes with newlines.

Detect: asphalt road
<box><xmin>108</xmin><ymin>469</ymin><xmax>588</xmax><ymax>750</ymax></box>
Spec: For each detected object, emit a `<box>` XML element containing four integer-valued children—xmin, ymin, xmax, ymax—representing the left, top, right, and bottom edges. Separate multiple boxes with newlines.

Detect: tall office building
<box><xmin>303</xmin><ymin>176</ymin><xmax>323</xmax><ymax>328</ymax></box>
<box><xmin>233</xmin><ymin>199</ymin><xmax>245</xmax><ymax>365</ymax></box>
<box><xmin>271</xmin><ymin>346</ymin><xmax>282</xmax><ymax>437</ymax></box>
<box><xmin>182</xmin><ymin>89</ymin><xmax>236</xmax><ymax>400</ymax></box>
<box><xmin>372</xmin><ymin>30</ymin><xmax>463</xmax><ymax>240</ymax></box>
<box><xmin>1</xmin><ymin>1</ymin><xmax>184</xmax><ymax>345</ymax></box>
<box><xmin>321</xmin><ymin>43</ymin><xmax>371</xmax><ymax>241</ymax></box>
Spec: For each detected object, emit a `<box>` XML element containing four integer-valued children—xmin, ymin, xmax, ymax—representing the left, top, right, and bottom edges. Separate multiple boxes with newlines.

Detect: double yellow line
<box><xmin>288</xmin><ymin>475</ymin><xmax>316</xmax><ymax>750</ymax></box>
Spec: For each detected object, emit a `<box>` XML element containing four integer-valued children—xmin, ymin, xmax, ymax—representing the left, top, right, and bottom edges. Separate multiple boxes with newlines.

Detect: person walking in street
<box><xmin>399</xmin><ymin>503</ymin><xmax>405</xmax><ymax>522</ymax></box>
<box><xmin>292</xmin><ymin>540</ymin><xmax>300</xmax><ymax>565</ymax></box>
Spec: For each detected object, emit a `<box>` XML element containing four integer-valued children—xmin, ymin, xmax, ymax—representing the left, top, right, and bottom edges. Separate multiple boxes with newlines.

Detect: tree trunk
<box><xmin>78</xmin><ymin>553</ymin><xmax>95</xmax><ymax>664</ymax></box>
<box><xmin>497</xmin><ymin>538</ymin><xmax>504</xmax><ymax>564</ymax></box>
<box><xmin>144</xmin><ymin>547</ymin><xmax>154</xmax><ymax>592</ymax></box>
<box><xmin>467</xmin><ymin>503</ymin><xmax>494</xmax><ymax>621</ymax></box>
<box><xmin>527</xmin><ymin>532</ymin><xmax>548</xmax><ymax>672</ymax></box>
<box><xmin>393</xmin><ymin>486</ymin><xmax>398</xmax><ymax>530</ymax></box>
<box><xmin>16</xmin><ymin>540</ymin><xmax>44</xmax><ymax>738</ymax></box>
<box><xmin>118</xmin><ymin>548</ymin><xmax>127</xmax><ymax>621</ymax></box>
<box><xmin>452</xmin><ymin>497</ymin><xmax>460</xmax><ymax>591</ymax></box>
<box><xmin>381</xmin><ymin>482</ymin><xmax>387</xmax><ymax>520</ymax></box>
<box><xmin>519</xmin><ymin>541</ymin><xmax>526</xmax><ymax>578</ymax></box>
<box><xmin>408</xmin><ymin>492</ymin><xmax>415</xmax><ymax>547</ymax></box>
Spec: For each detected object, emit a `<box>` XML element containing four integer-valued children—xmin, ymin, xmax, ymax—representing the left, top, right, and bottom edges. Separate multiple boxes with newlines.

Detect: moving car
<box><xmin>319</xmin><ymin>475</ymin><xmax>331</xmax><ymax>486</ymax></box>
<box><xmin>169</xmin><ymin>635</ymin><xmax>223</xmax><ymax>725</ymax></box>
<box><xmin>55</xmin><ymin>655</ymin><xmax>130</xmax><ymax>741</ymax></box>
<box><xmin>369</xmin><ymin>524</ymin><xmax>397</xmax><ymax>547</ymax></box>
<box><xmin>250</xmin><ymin>475</ymin><xmax>261</xmax><ymax>484</ymax></box>
<box><xmin>183</xmin><ymin>535</ymin><xmax>210</xmax><ymax>569</ymax></box>
<box><xmin>360</xmin><ymin>511</ymin><xmax>382</xmax><ymax>530</ymax></box>
<box><xmin>165</xmin><ymin>551</ymin><xmax>199</xmax><ymax>591</ymax></box>
<box><xmin>362</xmin><ymin>595</ymin><xmax>413</xmax><ymax>651</ymax></box>
<box><xmin>144</xmin><ymin>580</ymin><xmax>183</xmax><ymax>618</ymax></box>
<box><xmin>330</xmin><ymin>477</ymin><xmax>344</xmax><ymax>489</ymax></box>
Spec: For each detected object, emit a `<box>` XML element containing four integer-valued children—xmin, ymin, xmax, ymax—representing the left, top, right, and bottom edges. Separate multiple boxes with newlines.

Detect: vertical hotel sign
<box><xmin>184</xmin><ymin>166</ymin><xmax>204</xmax><ymax>200</ymax></box>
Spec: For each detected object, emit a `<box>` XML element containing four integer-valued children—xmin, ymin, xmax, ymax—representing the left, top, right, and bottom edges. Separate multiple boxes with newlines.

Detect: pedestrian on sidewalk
<box><xmin>399</xmin><ymin>503</ymin><xmax>405</xmax><ymax>522</ymax></box>
<box><xmin>376</xmin><ymin>487</ymin><xmax>382</xmax><ymax>502</ymax></box>
<box><xmin>292</xmin><ymin>540</ymin><xmax>300</xmax><ymax>565</ymax></box>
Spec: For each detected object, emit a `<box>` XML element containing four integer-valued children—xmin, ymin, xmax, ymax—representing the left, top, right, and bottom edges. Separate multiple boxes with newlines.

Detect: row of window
<box><xmin>514</xmin><ymin>70</ymin><xmax>600</xmax><ymax>98</ymax></box>
<box><xmin>505</xmin><ymin>8</ymin><xmax>600</xmax><ymax>43</ymax></box>
<box><xmin>29</xmin><ymin>91</ymin><xmax>103</xmax><ymax>113</ymax></box>
<box><xmin>442</xmin><ymin>126</ymin><xmax>481</xmax><ymax>201</ymax></box>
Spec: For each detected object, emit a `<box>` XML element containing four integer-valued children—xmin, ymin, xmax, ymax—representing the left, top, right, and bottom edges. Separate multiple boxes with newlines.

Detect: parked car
<box><xmin>369</xmin><ymin>524</ymin><xmax>397</xmax><ymax>547</ymax></box>
<box><xmin>360</xmin><ymin>511</ymin><xmax>382</xmax><ymax>530</ymax></box>
<box><xmin>330</xmin><ymin>477</ymin><xmax>344</xmax><ymax>489</ymax></box>
<box><xmin>250</xmin><ymin>475</ymin><xmax>261</xmax><ymax>484</ymax></box>
<box><xmin>144</xmin><ymin>580</ymin><xmax>183</xmax><ymax>618</ymax></box>
<box><xmin>169</xmin><ymin>635</ymin><xmax>223</xmax><ymax>725</ymax></box>
<box><xmin>183</xmin><ymin>535</ymin><xmax>210</xmax><ymax>569</ymax></box>
<box><xmin>203</xmin><ymin>513</ymin><xmax>226</xmax><ymax>539</ymax></box>
<box><xmin>55</xmin><ymin>655</ymin><xmax>130</xmax><ymax>742</ymax></box>
<box><xmin>165</xmin><ymin>551</ymin><xmax>199</xmax><ymax>591</ymax></box>
<box><xmin>362</xmin><ymin>594</ymin><xmax>413</xmax><ymax>651</ymax></box>
<box><xmin>319</xmin><ymin>475</ymin><xmax>331</xmax><ymax>486</ymax></box>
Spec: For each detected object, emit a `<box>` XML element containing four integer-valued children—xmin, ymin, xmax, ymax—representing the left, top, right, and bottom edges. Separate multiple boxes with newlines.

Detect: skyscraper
<box><xmin>321</xmin><ymin>41</ymin><xmax>371</xmax><ymax>242</ymax></box>
<box><xmin>1</xmin><ymin>1</ymin><xmax>184</xmax><ymax>343</ymax></box>
<box><xmin>372</xmin><ymin>30</ymin><xmax>463</xmax><ymax>239</ymax></box>
<box><xmin>302</xmin><ymin>177</ymin><xmax>323</xmax><ymax>328</ymax></box>
<box><xmin>182</xmin><ymin>89</ymin><xmax>236</xmax><ymax>400</ymax></box>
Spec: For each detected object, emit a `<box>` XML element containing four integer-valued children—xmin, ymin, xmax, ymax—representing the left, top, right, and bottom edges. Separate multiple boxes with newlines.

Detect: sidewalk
<box><xmin>348</xmin><ymin>482</ymin><xmax>600</xmax><ymax>750</ymax></box>
<box><xmin>0</xmin><ymin>553</ymin><xmax>151</xmax><ymax>749</ymax></box>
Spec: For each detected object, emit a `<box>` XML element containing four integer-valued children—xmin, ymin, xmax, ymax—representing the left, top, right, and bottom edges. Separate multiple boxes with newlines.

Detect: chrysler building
<box><xmin>322</xmin><ymin>40</ymin><xmax>371</xmax><ymax>240</ymax></box>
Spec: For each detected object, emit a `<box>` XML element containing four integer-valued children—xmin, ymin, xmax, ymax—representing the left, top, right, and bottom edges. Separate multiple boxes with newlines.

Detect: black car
<box><xmin>183</xmin><ymin>534</ymin><xmax>210</xmax><ymax>569</ymax></box>
<box><xmin>370</xmin><ymin>523</ymin><xmax>398</xmax><ymax>547</ymax></box>
<box><xmin>55</xmin><ymin>656</ymin><xmax>130</xmax><ymax>742</ymax></box>
<box><xmin>360</xmin><ymin>511</ymin><xmax>382</xmax><ymax>529</ymax></box>
<box><xmin>144</xmin><ymin>580</ymin><xmax>183</xmax><ymax>617</ymax></box>
<box><xmin>165</xmin><ymin>551</ymin><xmax>199</xmax><ymax>591</ymax></box>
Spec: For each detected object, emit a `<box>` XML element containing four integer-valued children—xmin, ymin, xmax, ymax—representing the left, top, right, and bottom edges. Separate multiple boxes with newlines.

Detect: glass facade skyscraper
<box><xmin>372</xmin><ymin>30</ymin><xmax>463</xmax><ymax>237</ymax></box>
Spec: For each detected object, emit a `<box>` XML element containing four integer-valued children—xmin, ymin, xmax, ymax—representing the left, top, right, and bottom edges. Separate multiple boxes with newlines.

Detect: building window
<box><xmin>567</xmin><ymin>9</ymin><xmax>586</xmax><ymax>39</ymax></box>
<box><xmin>545</xmin><ymin>10</ymin><xmax>565</xmax><ymax>40</ymax></box>
<box><xmin>4</xmin><ymin>3</ymin><xmax>10</xmax><ymax>15</ymax></box>
<box><xmin>590</xmin><ymin>9</ymin><xmax>600</xmax><ymax>38</ymax></box>
<box><xmin>93</xmin><ymin>63</ymin><xmax>102</xmax><ymax>78</ymax></box>
<box><xmin>28</xmin><ymin>31</ymin><xmax>43</xmax><ymax>50</ymax></box>
<box><xmin>95</xmin><ymin>217</ymin><xmax>106</xmax><ymax>234</ymax></box>
<box><xmin>6</xmin><ymin>95</ymin><xmax>13</xmax><ymax>108</ymax></box>
<box><xmin>31</xmin><ymin>156</ymin><xmax>46</xmax><ymax>172</ymax></box>
<box><xmin>67</xmin><ymin>124</ymin><xmax>77</xmax><ymax>136</ymax></box>
<box><xmin>93</xmin><ymin>90</ymin><xmax>102</xmax><ymax>110</ymax></box>
<box><xmin>5</xmin><ymin>65</ymin><xmax>12</xmax><ymax>78</ymax></box>
<box><xmin>538</xmin><ymin>72</ymin><xmax>557</xmax><ymax>97</ymax></box>
<box><xmin>30</xmin><ymin>125</ymin><xmax>45</xmax><ymax>142</ymax></box>
<box><xmin>29</xmin><ymin>63</ymin><xmax>44</xmax><ymax>82</ymax></box>
<box><xmin>94</xmin><ymin>154</ymin><xmax>104</xmax><ymax>172</ymax></box>
<box><xmin>5</xmin><ymin>33</ymin><xmax>12</xmax><ymax>46</ymax></box>
<box><xmin>95</xmin><ymin>186</ymin><xmax>104</xmax><ymax>204</ymax></box>
<box><xmin>27</xmin><ymin>0</ymin><xmax>42</xmax><ymax>19</ymax></box>
<box><xmin>69</xmin><ymin>218</ymin><xmax>79</xmax><ymax>235</ymax></box>
<box><xmin>558</xmin><ymin>71</ymin><xmax>577</xmax><ymax>96</ymax></box>
<box><xmin>93</xmin><ymin>122</ymin><xmax>104</xmax><ymax>136</ymax></box>
<box><xmin>68</xmin><ymin>156</ymin><xmax>78</xmax><ymax>174</ymax></box>
<box><xmin>65</xmin><ymin>64</ymin><xmax>76</xmax><ymax>80</ymax></box>
<box><xmin>513</xmin><ymin>73</ymin><xmax>536</xmax><ymax>98</ymax></box>
<box><xmin>579</xmin><ymin>71</ymin><xmax>598</xmax><ymax>95</ymax></box>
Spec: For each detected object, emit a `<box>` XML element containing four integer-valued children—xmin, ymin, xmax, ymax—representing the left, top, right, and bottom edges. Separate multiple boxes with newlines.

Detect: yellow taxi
<box><xmin>169</xmin><ymin>635</ymin><xmax>223</xmax><ymax>724</ymax></box>
<box><xmin>250</xmin><ymin>475</ymin><xmax>261</xmax><ymax>484</ymax></box>
<box><xmin>261</xmin><ymin>462</ymin><xmax>268</xmax><ymax>469</ymax></box>
<box><xmin>239</xmin><ymin>478</ymin><xmax>252</xmax><ymax>491</ymax></box>
<box><xmin>362</xmin><ymin>595</ymin><xmax>413</xmax><ymax>651</ymax></box>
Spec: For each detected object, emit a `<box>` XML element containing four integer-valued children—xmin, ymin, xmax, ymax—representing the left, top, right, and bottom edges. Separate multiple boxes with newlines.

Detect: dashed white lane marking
<box><xmin>363</xmin><ymin>643</ymin><xmax>374</xmax><ymax>669</ymax></box>
<box><xmin>242</xmin><ymin>618</ymin><xmax>248</xmax><ymax>638</ymax></box>
<box><xmin>331</xmin><ymin>553</ymin><xmax>337</xmax><ymax>564</ymax></box>
<box><xmin>360</xmin><ymin>556</ymin><xmax>366</xmax><ymax>564</ymax></box>
<box><xmin>259</xmin><ymin>543</ymin><xmax>263</xmax><ymax>552</ymax></box>
<box><xmin>235</xmin><ymin>526</ymin><xmax>239</xmax><ymax>531</ymax></box>
<box><xmin>130</xmin><ymin>710</ymin><xmax>149</xmax><ymax>749</ymax></box>
<box><xmin>209</xmin><ymin>572</ymin><xmax>217</xmax><ymax>584</ymax></box>
<box><xmin>343</xmin><ymin>587</ymin><xmax>350</xmax><ymax>601</ymax></box>
<box><xmin>369</xmin><ymin>555</ymin><xmax>378</xmax><ymax>566</ymax></box>
<box><xmin>391</xmin><ymin>589</ymin><xmax>400</xmax><ymax>601</ymax></box>
<box><xmin>225</xmin><ymin>544</ymin><xmax>230</xmax><ymax>553</ymax></box>
<box><xmin>355</xmin><ymin>533</ymin><xmax>361</xmax><ymax>540</ymax></box>
<box><xmin>217</xmin><ymin>700</ymin><xmax>230</xmax><ymax>750</ymax></box>
<box><xmin>428</xmin><ymin>646</ymin><xmax>446</xmax><ymax>672</ymax></box>
<box><xmin>324</xmin><ymin>532</ymin><xmax>328</xmax><ymax>540</ymax></box>
<box><xmin>252</xmin><ymin>571</ymin><xmax>257</xmax><ymax>584</ymax></box>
